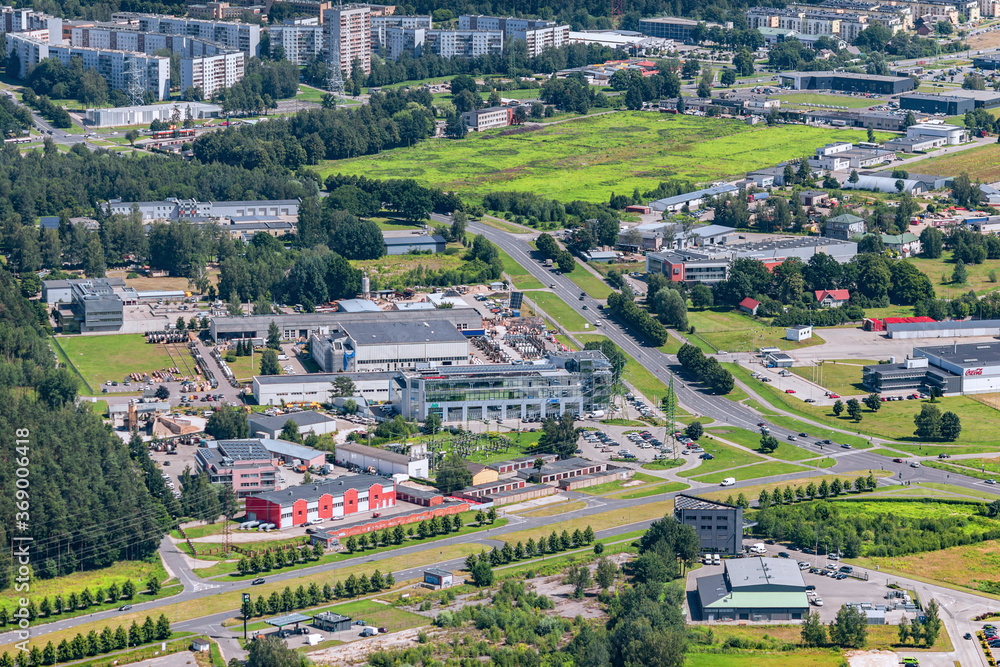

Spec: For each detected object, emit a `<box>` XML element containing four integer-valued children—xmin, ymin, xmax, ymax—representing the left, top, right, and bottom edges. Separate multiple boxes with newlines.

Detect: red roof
<box><xmin>739</xmin><ymin>297</ymin><xmax>761</xmax><ymax>309</ymax></box>
<box><xmin>882</xmin><ymin>316</ymin><xmax>935</xmax><ymax>325</ymax></box>
<box><xmin>815</xmin><ymin>289</ymin><xmax>850</xmax><ymax>301</ymax></box>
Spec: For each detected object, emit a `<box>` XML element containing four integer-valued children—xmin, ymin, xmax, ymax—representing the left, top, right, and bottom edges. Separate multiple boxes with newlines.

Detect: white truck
<box><xmin>361</xmin><ymin>626</ymin><xmax>379</xmax><ymax>637</ymax></box>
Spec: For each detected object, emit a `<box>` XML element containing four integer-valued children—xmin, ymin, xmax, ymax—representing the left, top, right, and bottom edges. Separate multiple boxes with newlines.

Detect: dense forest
<box><xmin>0</xmin><ymin>269</ymin><xmax>169</xmax><ymax>589</ymax></box>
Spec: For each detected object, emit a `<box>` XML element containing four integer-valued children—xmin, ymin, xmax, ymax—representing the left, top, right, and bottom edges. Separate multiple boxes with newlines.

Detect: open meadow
<box><xmin>57</xmin><ymin>334</ymin><xmax>177</xmax><ymax>390</ymax></box>
<box><xmin>320</xmin><ymin>113</ymin><xmax>888</xmax><ymax>202</ymax></box>
<box><xmin>916</xmin><ymin>142</ymin><xmax>1000</xmax><ymax>182</ymax></box>
<box><xmin>687</xmin><ymin>308</ymin><xmax>825</xmax><ymax>353</ymax></box>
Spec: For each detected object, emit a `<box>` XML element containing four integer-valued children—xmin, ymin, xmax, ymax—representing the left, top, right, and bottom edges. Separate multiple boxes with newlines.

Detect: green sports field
<box><xmin>320</xmin><ymin>113</ymin><xmax>889</xmax><ymax>202</ymax></box>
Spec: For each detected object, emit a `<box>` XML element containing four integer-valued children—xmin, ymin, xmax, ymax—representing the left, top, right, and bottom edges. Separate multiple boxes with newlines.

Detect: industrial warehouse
<box><xmin>863</xmin><ymin>342</ymin><xmax>1000</xmax><ymax>395</ymax></box>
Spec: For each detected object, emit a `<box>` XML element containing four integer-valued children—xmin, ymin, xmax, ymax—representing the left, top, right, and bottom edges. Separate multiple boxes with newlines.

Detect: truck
<box><xmin>361</xmin><ymin>627</ymin><xmax>379</xmax><ymax>637</ymax></box>
<box><xmin>544</xmin><ymin>258</ymin><xmax>553</xmax><ymax>267</ymax></box>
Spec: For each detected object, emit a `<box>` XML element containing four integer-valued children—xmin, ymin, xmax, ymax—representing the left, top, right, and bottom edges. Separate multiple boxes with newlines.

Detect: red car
<box><xmin>785</xmin><ymin>389</ymin><xmax>796</xmax><ymax>394</ymax></box>
<box><xmin>829</xmin><ymin>393</ymin><xmax>841</xmax><ymax>399</ymax></box>
<box><xmin>893</xmin><ymin>458</ymin><xmax>904</xmax><ymax>463</ymax></box>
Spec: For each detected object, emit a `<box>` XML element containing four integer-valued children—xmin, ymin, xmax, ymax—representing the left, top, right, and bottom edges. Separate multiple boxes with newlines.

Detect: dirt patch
<box><xmin>844</xmin><ymin>649</ymin><xmax>899</xmax><ymax>667</ymax></box>
<box><xmin>487</xmin><ymin>124</ymin><xmax>546</xmax><ymax>139</ymax></box>
<box><xmin>309</xmin><ymin>627</ymin><xmax>432</xmax><ymax>665</ymax></box>
<box><xmin>531</xmin><ymin>553</ymin><xmax>631</xmax><ymax>620</ymax></box>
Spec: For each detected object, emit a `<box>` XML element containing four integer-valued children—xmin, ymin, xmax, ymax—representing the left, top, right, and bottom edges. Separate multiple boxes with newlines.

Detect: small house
<box><xmin>880</xmin><ymin>232</ymin><xmax>921</xmax><ymax>257</ymax></box>
<box><xmin>799</xmin><ymin>191</ymin><xmax>829</xmax><ymax>207</ymax></box>
<box><xmin>739</xmin><ymin>297</ymin><xmax>761</xmax><ymax>316</ymax></box>
<box><xmin>765</xmin><ymin>351</ymin><xmax>794</xmax><ymax>368</ymax></box>
<box><xmin>191</xmin><ymin>639</ymin><xmax>211</xmax><ymax>653</ymax></box>
<box><xmin>786</xmin><ymin>325</ymin><xmax>813</xmax><ymax>342</ymax></box>
<box><xmin>814</xmin><ymin>289</ymin><xmax>850</xmax><ymax>308</ymax></box>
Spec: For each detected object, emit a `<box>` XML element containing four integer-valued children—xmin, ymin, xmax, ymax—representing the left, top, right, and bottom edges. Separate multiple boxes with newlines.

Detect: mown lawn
<box><xmin>787</xmin><ymin>359</ymin><xmax>881</xmax><ymax>396</ymax></box>
<box><xmin>57</xmin><ymin>334</ymin><xmax>176</xmax><ymax>390</ymax></box>
<box><xmin>686</xmin><ymin>308</ymin><xmax>824</xmax><ymax>354</ymax></box>
<box><xmin>916</xmin><ymin>142</ymin><xmax>1000</xmax><ymax>183</ymax></box>
<box><xmin>320</xmin><ymin>113</ymin><xmax>893</xmax><ymax>202</ymax></box>
<box><xmin>693</xmin><ymin>462</ymin><xmax>811</xmax><ymax>483</ymax></box>
<box><xmin>776</xmin><ymin>92</ymin><xmax>881</xmax><ymax>109</ymax></box>
<box><xmin>707</xmin><ymin>427</ymin><xmax>817</xmax><ymax>462</ymax></box>
<box><xmin>686</xmin><ymin>650</ymin><xmax>844</xmax><ymax>667</ymax></box>
<box><xmin>566</xmin><ymin>268</ymin><xmax>614</xmax><ymax>299</ymax></box>
<box><xmin>526</xmin><ymin>291</ymin><xmax>589</xmax><ymax>332</ymax></box>
<box><xmin>677</xmin><ymin>440</ymin><xmax>765</xmax><ymax>478</ymax></box>
<box><xmin>498</xmin><ymin>246</ymin><xmax>544</xmax><ymax>290</ymax></box>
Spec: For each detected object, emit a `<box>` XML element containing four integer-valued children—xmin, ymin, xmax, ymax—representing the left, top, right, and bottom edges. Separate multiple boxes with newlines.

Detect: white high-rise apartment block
<box><xmin>370</xmin><ymin>14</ymin><xmax>431</xmax><ymax>54</ymax></box>
<box><xmin>0</xmin><ymin>6</ymin><xmax>62</xmax><ymax>41</ymax></box>
<box><xmin>458</xmin><ymin>15</ymin><xmax>569</xmax><ymax>56</ymax></box>
<box><xmin>7</xmin><ymin>34</ymin><xmax>171</xmax><ymax>99</ymax></box>
<box><xmin>112</xmin><ymin>13</ymin><xmax>261</xmax><ymax>57</ymax></box>
<box><xmin>181</xmin><ymin>51</ymin><xmax>245</xmax><ymax>98</ymax></box>
<box><xmin>270</xmin><ymin>22</ymin><xmax>324</xmax><ymax>64</ymax></box>
<box><xmin>323</xmin><ymin>5</ymin><xmax>370</xmax><ymax>76</ymax></box>
<box><xmin>425</xmin><ymin>30</ymin><xmax>503</xmax><ymax>58</ymax></box>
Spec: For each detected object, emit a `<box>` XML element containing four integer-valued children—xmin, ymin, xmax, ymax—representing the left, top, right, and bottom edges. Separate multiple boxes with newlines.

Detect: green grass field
<box><xmin>686</xmin><ymin>650</ymin><xmax>843</xmax><ymax>667</ymax></box>
<box><xmin>566</xmin><ymin>267</ymin><xmax>614</xmax><ymax>299</ymax></box>
<box><xmin>320</xmin><ymin>113</ymin><xmax>891</xmax><ymax>202</ymax></box>
<box><xmin>916</xmin><ymin>142</ymin><xmax>1000</xmax><ymax>183</ymax></box>
<box><xmin>677</xmin><ymin>440</ymin><xmax>765</xmax><ymax>478</ymax></box>
<box><xmin>686</xmin><ymin>308</ymin><xmax>824</xmax><ymax>354</ymax></box>
<box><xmin>707</xmin><ymin>427</ymin><xmax>817</xmax><ymax>462</ymax></box>
<box><xmin>57</xmin><ymin>334</ymin><xmax>177</xmax><ymax>389</ymax></box>
<box><xmin>908</xmin><ymin>250</ymin><xmax>1000</xmax><ymax>299</ymax></box>
<box><xmin>497</xmin><ymin>246</ymin><xmax>544</xmax><ymax>290</ymax></box>
<box><xmin>526</xmin><ymin>291</ymin><xmax>589</xmax><ymax>331</ymax></box>
<box><xmin>693</xmin><ymin>461</ymin><xmax>811</xmax><ymax>483</ymax></box>
<box><xmin>788</xmin><ymin>359</ymin><xmax>881</xmax><ymax>396</ymax></box>
<box><xmin>606</xmin><ymin>481</ymin><xmax>688</xmax><ymax>499</ymax></box>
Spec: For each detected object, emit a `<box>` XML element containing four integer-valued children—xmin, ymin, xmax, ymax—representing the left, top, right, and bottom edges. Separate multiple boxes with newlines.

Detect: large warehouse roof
<box><xmin>341</xmin><ymin>319</ymin><xmax>468</xmax><ymax>345</ymax></box>
<box><xmin>889</xmin><ymin>319</ymin><xmax>1000</xmax><ymax>334</ymax></box>
<box><xmin>250</xmin><ymin>474</ymin><xmax>391</xmax><ymax>505</ymax></box>
<box><xmin>917</xmin><ymin>341</ymin><xmax>1000</xmax><ymax>366</ymax></box>
<box><xmin>726</xmin><ymin>557</ymin><xmax>805</xmax><ymax>589</ymax></box>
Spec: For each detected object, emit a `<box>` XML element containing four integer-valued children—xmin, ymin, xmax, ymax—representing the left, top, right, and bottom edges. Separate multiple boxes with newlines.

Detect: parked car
<box><xmin>252</xmin><ymin>578</ymin><xmax>266</xmax><ymax>585</ymax></box>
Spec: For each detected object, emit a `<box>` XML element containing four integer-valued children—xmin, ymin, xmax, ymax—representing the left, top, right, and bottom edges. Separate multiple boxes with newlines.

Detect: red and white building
<box><xmin>814</xmin><ymin>289</ymin><xmax>850</xmax><ymax>308</ymax></box>
<box><xmin>245</xmin><ymin>474</ymin><xmax>395</xmax><ymax>528</ymax></box>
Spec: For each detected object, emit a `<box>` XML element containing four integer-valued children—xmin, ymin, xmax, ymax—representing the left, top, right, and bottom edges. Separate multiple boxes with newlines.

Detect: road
<box><xmin>458</xmin><ymin>218</ymin><xmax>1000</xmax><ymax>496</ymax></box>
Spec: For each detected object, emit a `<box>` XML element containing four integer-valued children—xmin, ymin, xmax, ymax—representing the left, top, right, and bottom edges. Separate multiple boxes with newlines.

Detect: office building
<box><xmin>863</xmin><ymin>340</ymin><xmax>1000</xmax><ymax>394</ymax></box>
<box><xmin>371</xmin><ymin>14</ymin><xmax>430</xmax><ymax>54</ymax></box>
<box><xmin>6</xmin><ymin>34</ymin><xmax>170</xmax><ymax>99</ymax></box>
<box><xmin>112</xmin><ymin>13</ymin><xmax>261</xmax><ymax>56</ymax></box>
<box><xmin>674</xmin><ymin>494</ymin><xmax>743</xmax><ymax>555</ymax></box>
<box><xmin>637</xmin><ymin>16</ymin><xmax>724</xmax><ymax>41</ymax></box>
<box><xmin>906</xmin><ymin>122</ymin><xmax>968</xmax><ymax>145</ymax></box>
<box><xmin>779</xmin><ymin>71</ymin><xmax>914</xmax><ymax>94</ymax></box>
<box><xmin>309</xmin><ymin>319</ymin><xmax>470</xmax><ymax>373</ymax></box>
<box><xmin>248</xmin><ymin>410</ymin><xmax>338</xmax><ymax>439</ymax></box>
<box><xmin>899</xmin><ymin>92</ymin><xmax>974</xmax><ymax>115</ymax></box>
<box><xmin>334</xmin><ymin>441</ymin><xmax>429</xmax><ymax>478</ymax></box>
<box><xmin>195</xmin><ymin>439</ymin><xmax>281</xmax><ymax>497</ymax></box>
<box><xmin>269</xmin><ymin>21</ymin><xmax>324</xmax><ymax>64</ymax></box>
<box><xmin>86</xmin><ymin>101</ymin><xmax>221</xmax><ymax>127</ymax></box>
<box><xmin>462</xmin><ymin>105</ymin><xmax>512</xmax><ymax>131</ymax></box>
<box><xmin>104</xmin><ymin>197</ymin><xmax>299</xmax><ymax>220</ymax></box>
<box><xmin>245</xmin><ymin>474</ymin><xmax>395</xmax><ymax>527</ymax></box>
<box><xmin>458</xmin><ymin>15</ymin><xmax>569</xmax><ymax>56</ymax></box>
<box><xmin>323</xmin><ymin>5</ymin><xmax>370</xmax><ymax>76</ymax></box>
<box><xmin>824</xmin><ymin>213</ymin><xmax>867</xmax><ymax>240</ymax></box>
<box><xmin>695</xmin><ymin>557</ymin><xmax>809</xmax><ymax>622</ymax></box>
<box><xmin>393</xmin><ymin>350</ymin><xmax>613</xmax><ymax>422</ymax></box>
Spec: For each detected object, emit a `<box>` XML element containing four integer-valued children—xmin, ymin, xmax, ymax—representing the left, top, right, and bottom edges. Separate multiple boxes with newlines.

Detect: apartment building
<box><xmin>458</xmin><ymin>15</ymin><xmax>569</xmax><ymax>56</ymax></box>
<box><xmin>747</xmin><ymin>7</ymin><xmax>881</xmax><ymax>40</ymax></box>
<box><xmin>462</xmin><ymin>105</ymin><xmax>512</xmax><ymax>130</ymax></box>
<box><xmin>180</xmin><ymin>51</ymin><xmax>245</xmax><ymax>97</ymax></box>
<box><xmin>385</xmin><ymin>25</ymin><xmax>425</xmax><ymax>58</ymax></box>
<box><xmin>7</xmin><ymin>34</ymin><xmax>170</xmax><ymax>99</ymax></box>
<box><xmin>270</xmin><ymin>20</ymin><xmax>324</xmax><ymax>64</ymax></box>
<box><xmin>71</xmin><ymin>26</ymin><xmax>237</xmax><ymax>57</ymax></box>
<box><xmin>112</xmin><ymin>13</ymin><xmax>261</xmax><ymax>56</ymax></box>
<box><xmin>323</xmin><ymin>5</ymin><xmax>370</xmax><ymax>76</ymax></box>
<box><xmin>0</xmin><ymin>6</ymin><xmax>62</xmax><ymax>41</ymax></box>
<box><xmin>425</xmin><ymin>29</ymin><xmax>503</xmax><ymax>58</ymax></box>
<box><xmin>371</xmin><ymin>14</ymin><xmax>430</xmax><ymax>54</ymax></box>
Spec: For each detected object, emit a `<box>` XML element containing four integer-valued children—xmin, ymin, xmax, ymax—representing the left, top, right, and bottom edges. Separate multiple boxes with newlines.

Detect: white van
<box><xmin>750</xmin><ymin>543</ymin><xmax>766</xmax><ymax>554</ymax></box>
<box><xmin>721</xmin><ymin>477</ymin><xmax>736</xmax><ymax>487</ymax></box>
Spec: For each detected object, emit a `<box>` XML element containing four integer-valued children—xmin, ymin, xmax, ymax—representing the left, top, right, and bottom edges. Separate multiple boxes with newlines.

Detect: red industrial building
<box><xmin>864</xmin><ymin>316</ymin><xmax>936</xmax><ymax>332</ymax></box>
<box><xmin>245</xmin><ymin>474</ymin><xmax>395</xmax><ymax>528</ymax></box>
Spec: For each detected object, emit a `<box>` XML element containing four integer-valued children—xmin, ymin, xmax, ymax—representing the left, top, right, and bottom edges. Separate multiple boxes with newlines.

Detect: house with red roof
<box><xmin>814</xmin><ymin>289</ymin><xmax>850</xmax><ymax>308</ymax></box>
<box><xmin>739</xmin><ymin>297</ymin><xmax>761</xmax><ymax>315</ymax></box>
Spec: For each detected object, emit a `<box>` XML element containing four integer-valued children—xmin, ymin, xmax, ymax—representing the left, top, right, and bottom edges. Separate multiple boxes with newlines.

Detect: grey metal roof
<box><xmin>337</xmin><ymin>299</ymin><xmax>382</xmax><ymax>313</ymax></box>
<box><xmin>651</xmin><ymin>184</ymin><xmax>738</xmax><ymax>209</ymax></box>
<box><xmin>341</xmin><ymin>319</ymin><xmax>468</xmax><ymax>346</ymax></box>
<box><xmin>916</xmin><ymin>341</ymin><xmax>1000</xmax><ymax>365</ymax></box>
<box><xmin>257</xmin><ymin>438</ymin><xmax>325</xmax><ymax>461</ymax></box>
<box><xmin>336</xmin><ymin>441</ymin><xmax>413</xmax><ymax>465</ymax></box>
<box><xmin>890</xmin><ymin>319</ymin><xmax>1000</xmax><ymax>333</ymax></box>
<box><xmin>424</xmin><ymin>567</ymin><xmax>453</xmax><ymax>577</ymax></box>
<box><xmin>212</xmin><ymin>440</ymin><xmax>273</xmax><ymax>460</ymax></box>
<box><xmin>674</xmin><ymin>493</ymin><xmax>736</xmax><ymax>511</ymax></box>
<box><xmin>249</xmin><ymin>474</ymin><xmax>391</xmax><ymax>505</ymax></box>
<box><xmin>254</xmin><ymin>371</ymin><xmax>398</xmax><ymax>385</ymax></box>
<box><xmin>249</xmin><ymin>410</ymin><xmax>335</xmax><ymax>431</ymax></box>
<box><xmin>726</xmin><ymin>557</ymin><xmax>805</xmax><ymax>590</ymax></box>
<box><xmin>266</xmin><ymin>613</ymin><xmax>312</xmax><ymax>627</ymax></box>
<box><xmin>396</xmin><ymin>486</ymin><xmax>444</xmax><ymax>500</ymax></box>
<box><xmin>383</xmin><ymin>235</ymin><xmax>446</xmax><ymax>245</ymax></box>
<box><xmin>314</xmin><ymin>612</ymin><xmax>350</xmax><ymax>622</ymax></box>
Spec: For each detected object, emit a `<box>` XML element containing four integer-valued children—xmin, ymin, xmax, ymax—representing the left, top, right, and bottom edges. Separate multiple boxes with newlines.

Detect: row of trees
<box><xmin>0</xmin><ymin>579</ymin><xmax>149</xmax><ymax>626</ymax></box>
<box><xmin>607</xmin><ymin>290</ymin><xmax>670</xmax><ymax>346</ymax></box>
<box><xmin>239</xmin><ymin>577</ymin><xmax>394</xmax><ymax>621</ymax></box>
<box><xmin>236</xmin><ymin>542</ymin><xmax>325</xmax><ymax>575</ymax></box>
<box><xmin>677</xmin><ymin>343</ymin><xmax>734</xmax><ymax>395</ymax></box>
<box><xmin>0</xmin><ymin>615</ymin><xmax>171</xmax><ymax>667</ymax></box>
<box><xmin>534</xmin><ymin>232</ymin><xmax>576</xmax><ymax>274</ymax></box>
<box><xmin>345</xmin><ymin>514</ymin><xmax>466</xmax><ymax>553</ymax></box>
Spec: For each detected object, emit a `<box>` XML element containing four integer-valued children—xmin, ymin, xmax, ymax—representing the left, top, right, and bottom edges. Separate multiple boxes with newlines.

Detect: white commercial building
<box><xmin>181</xmin><ymin>51</ymin><xmax>245</xmax><ymax>98</ymax></box>
<box><xmin>334</xmin><ymin>441</ymin><xmax>429</xmax><ymax>479</ymax></box>
<box><xmin>785</xmin><ymin>324</ymin><xmax>813</xmax><ymax>341</ymax></box>
<box><xmin>462</xmin><ymin>106</ymin><xmax>511</xmax><ymax>131</ymax></box>
<box><xmin>906</xmin><ymin>122</ymin><xmax>968</xmax><ymax>146</ymax></box>
<box><xmin>323</xmin><ymin>5</ymin><xmax>370</xmax><ymax>76</ymax></box>
<box><xmin>112</xmin><ymin>13</ymin><xmax>261</xmax><ymax>56</ymax></box>
<box><xmin>86</xmin><ymin>101</ymin><xmax>221</xmax><ymax>127</ymax></box>
<box><xmin>252</xmin><ymin>371</ymin><xmax>395</xmax><ymax>406</ymax></box>
<box><xmin>7</xmin><ymin>34</ymin><xmax>170</xmax><ymax>100</ymax></box>
<box><xmin>269</xmin><ymin>22</ymin><xmax>324</xmax><ymax>64</ymax></box>
<box><xmin>309</xmin><ymin>319</ymin><xmax>470</xmax><ymax>372</ymax></box>
<box><xmin>103</xmin><ymin>197</ymin><xmax>299</xmax><ymax>220</ymax></box>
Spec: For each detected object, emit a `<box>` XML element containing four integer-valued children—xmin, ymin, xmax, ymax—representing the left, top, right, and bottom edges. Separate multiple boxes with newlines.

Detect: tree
<box><xmin>897</xmin><ymin>616</ymin><xmax>911</xmax><ymax>644</ymax></box>
<box><xmin>940</xmin><ymin>411</ymin><xmax>961</xmax><ymax>441</ymax></box>
<box><xmin>260</xmin><ymin>349</ymin><xmax>281</xmax><ymax>376</ymax></box>
<box><xmin>331</xmin><ymin>376</ymin><xmax>356</xmax><ymax>399</ymax></box>
<box><xmin>846</xmin><ymin>398</ymin><xmax>862</xmax><ymax>422</ymax></box>
<box><xmin>848</xmin><ymin>169</ymin><xmax>860</xmax><ymax>184</ymax></box>
<box><xmin>914</xmin><ymin>403</ymin><xmax>942</xmax><ymax>440</ymax></box>
<box><xmin>247</xmin><ymin>635</ymin><xmax>308</xmax><ymax>667</ymax></box>
<box><xmin>207</xmin><ymin>405</ymin><xmax>249</xmax><ymax>439</ymax></box>
<box><xmin>470</xmin><ymin>561</ymin><xmax>493</xmax><ymax>587</ymax></box>
<box><xmin>557</xmin><ymin>250</ymin><xmax>575</xmax><ymax>273</ymax></box>
<box><xmin>734</xmin><ymin>49</ymin><xmax>755</xmax><ymax>76</ymax></box>
<box><xmin>801</xmin><ymin>610</ymin><xmax>827</xmax><ymax>646</ymax></box>
<box><xmin>758</xmin><ymin>435</ymin><xmax>779</xmax><ymax>454</ymax></box>
<box><xmin>685</xmin><ymin>422</ymin><xmax>703</xmax><ymax>441</ymax></box>
<box><xmin>922</xmin><ymin>599</ymin><xmax>942</xmax><ymax>646</ymax></box>
<box><xmin>444</xmin><ymin>112</ymin><xmax>467</xmax><ymax>139</ymax></box>
<box><xmin>903</xmin><ymin>111</ymin><xmax>917</xmax><ymax>128</ymax></box>
<box><xmin>567</xmin><ymin>564</ymin><xmax>592</xmax><ymax>598</ymax></box>
<box><xmin>595</xmin><ymin>557</ymin><xmax>617</xmax><ymax>589</ymax></box>
<box><xmin>736</xmin><ymin>493</ymin><xmax>749</xmax><ymax>509</ymax></box>
<box><xmin>267</xmin><ymin>321</ymin><xmax>281</xmax><ymax>349</ymax></box>
<box><xmin>952</xmin><ymin>260</ymin><xmax>968</xmax><ymax>284</ymax></box>
<box><xmin>279</xmin><ymin>419</ymin><xmax>301</xmax><ymax>443</ymax></box>
<box><xmin>625</xmin><ymin>80</ymin><xmax>644</xmax><ymax>110</ymax></box>
<box><xmin>697</xmin><ymin>67</ymin><xmax>712</xmax><ymax>98</ymax></box>
<box><xmin>833</xmin><ymin>400</ymin><xmax>844</xmax><ymax>417</ymax></box>
<box><xmin>830</xmin><ymin>604</ymin><xmax>868</xmax><ymax>648</ymax></box>
<box><xmin>436</xmin><ymin>452</ymin><xmax>473</xmax><ymax>494</ymax></box>
<box><xmin>863</xmin><ymin>393</ymin><xmax>881</xmax><ymax>412</ymax></box>
<box><xmin>691</xmin><ymin>283</ymin><xmax>713</xmax><ymax>310</ymax></box>
<box><xmin>920</xmin><ymin>227</ymin><xmax>944</xmax><ymax>258</ymax></box>
<box><xmin>867</xmin><ymin>126</ymin><xmax>876</xmax><ymax>143</ymax></box>
<box><xmin>720</xmin><ymin>69</ymin><xmax>737</xmax><ymax>87</ymax></box>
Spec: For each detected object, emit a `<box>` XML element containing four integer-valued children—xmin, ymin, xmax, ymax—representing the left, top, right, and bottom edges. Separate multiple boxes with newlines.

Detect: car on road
<box><xmin>841</xmin><ymin>443</ymin><xmax>851</xmax><ymax>449</ymax></box>
<box><xmin>785</xmin><ymin>389</ymin><xmax>795</xmax><ymax>394</ymax></box>
<box><xmin>757</xmin><ymin>422</ymin><xmax>765</xmax><ymax>427</ymax></box>
<box><xmin>582</xmin><ymin>305</ymin><xmax>588</xmax><ymax>309</ymax></box>
<box><xmin>579</xmin><ymin>295</ymin><xmax>584</xmax><ymax>300</ymax></box>
<box><xmin>787</xmin><ymin>435</ymin><xmax>797</xmax><ymax>441</ymax></box>
<box><xmin>119</xmin><ymin>605</ymin><xmax>132</xmax><ymax>611</ymax></box>
<box><xmin>893</xmin><ymin>458</ymin><xmax>903</xmax><ymax>463</ymax></box>
<box><xmin>988</xmin><ymin>479</ymin><xmax>998</xmax><ymax>485</ymax></box>
<box><xmin>938</xmin><ymin>453</ymin><xmax>952</xmax><ymax>459</ymax></box>
<box><xmin>910</xmin><ymin>462</ymin><xmax>920</xmax><ymax>468</ymax></box>
<box><xmin>829</xmin><ymin>393</ymin><xmax>840</xmax><ymax>399</ymax></box>
<box><xmin>778</xmin><ymin>552</ymin><xmax>789</xmax><ymax>558</ymax></box>
<box><xmin>965</xmin><ymin>633</ymin><xmax>973</xmax><ymax>640</ymax></box>
<box><xmin>252</xmin><ymin>578</ymin><xmax>266</xmax><ymax>585</ymax></box>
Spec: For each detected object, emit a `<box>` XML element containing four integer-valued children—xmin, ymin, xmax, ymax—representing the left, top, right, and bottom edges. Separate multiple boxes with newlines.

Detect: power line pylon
<box><xmin>125</xmin><ymin>57</ymin><xmax>146</xmax><ymax>107</ymax></box>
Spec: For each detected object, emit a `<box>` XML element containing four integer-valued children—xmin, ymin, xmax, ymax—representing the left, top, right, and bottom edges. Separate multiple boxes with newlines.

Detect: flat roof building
<box><xmin>245</xmin><ymin>474</ymin><xmax>395</xmax><ymax>528</ymax></box>
<box><xmin>696</xmin><ymin>556</ymin><xmax>809</xmax><ymax>622</ymax></box>
<box><xmin>310</xmin><ymin>319</ymin><xmax>470</xmax><ymax>373</ymax></box>
<box><xmin>675</xmin><ymin>494</ymin><xmax>743</xmax><ymax>555</ymax></box>
<box><xmin>863</xmin><ymin>340</ymin><xmax>1000</xmax><ymax>395</ymax></box>
<box><xmin>899</xmin><ymin>92</ymin><xmax>975</xmax><ymax>116</ymax></box>
<box><xmin>334</xmin><ymin>441</ymin><xmax>429</xmax><ymax>479</ymax></box>
<box><xmin>252</xmin><ymin>371</ymin><xmax>396</xmax><ymax>406</ymax></box>
<box><xmin>779</xmin><ymin>71</ymin><xmax>914</xmax><ymax>95</ymax></box>
<box><xmin>195</xmin><ymin>439</ymin><xmax>281</xmax><ymax>497</ymax></box>
<box><xmin>383</xmin><ymin>234</ymin><xmax>447</xmax><ymax>254</ymax></box>
<box><xmin>649</xmin><ymin>184</ymin><xmax>739</xmax><ymax>213</ymax></box>
<box><xmin>637</xmin><ymin>16</ymin><xmax>725</xmax><ymax>41</ymax></box>
<box><xmin>248</xmin><ymin>410</ymin><xmax>338</xmax><ymax>439</ymax></box>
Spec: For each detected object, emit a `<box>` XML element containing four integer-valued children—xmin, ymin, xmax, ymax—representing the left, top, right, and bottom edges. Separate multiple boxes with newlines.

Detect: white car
<box><xmin>811</xmin><ymin>598</ymin><xmax>824</xmax><ymax>607</ymax></box>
